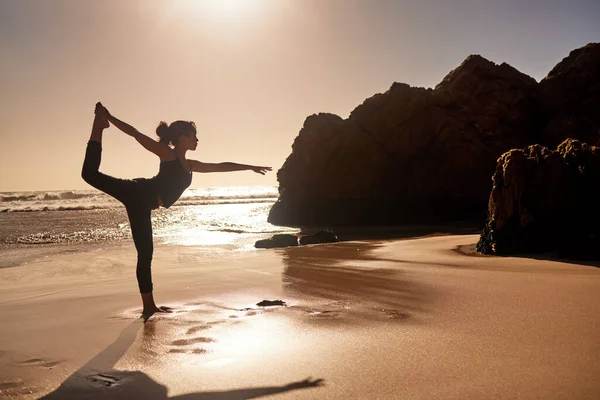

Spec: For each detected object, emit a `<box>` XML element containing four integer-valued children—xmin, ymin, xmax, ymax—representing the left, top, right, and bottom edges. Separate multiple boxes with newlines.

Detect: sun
<box><xmin>210</xmin><ymin>0</ymin><xmax>257</xmax><ymax>12</ymax></box>
<box><xmin>175</xmin><ymin>0</ymin><xmax>264</xmax><ymax>19</ymax></box>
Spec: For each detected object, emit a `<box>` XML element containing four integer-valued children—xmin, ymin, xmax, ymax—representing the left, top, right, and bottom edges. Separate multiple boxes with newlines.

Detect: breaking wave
<box><xmin>0</xmin><ymin>191</ymin><xmax>93</xmax><ymax>202</ymax></box>
<box><xmin>0</xmin><ymin>186</ymin><xmax>279</xmax><ymax>212</ymax></box>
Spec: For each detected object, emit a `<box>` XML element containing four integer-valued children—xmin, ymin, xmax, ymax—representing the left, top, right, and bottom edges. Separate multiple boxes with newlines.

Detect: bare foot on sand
<box><xmin>142</xmin><ymin>306</ymin><xmax>173</xmax><ymax>321</ymax></box>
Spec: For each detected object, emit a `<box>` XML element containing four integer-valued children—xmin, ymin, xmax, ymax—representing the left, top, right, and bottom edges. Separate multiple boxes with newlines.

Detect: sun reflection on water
<box><xmin>152</xmin><ymin>202</ymin><xmax>295</xmax><ymax>248</ymax></box>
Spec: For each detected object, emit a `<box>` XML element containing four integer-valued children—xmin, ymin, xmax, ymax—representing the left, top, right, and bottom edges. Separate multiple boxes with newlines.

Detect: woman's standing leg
<box><xmin>126</xmin><ymin>204</ymin><xmax>162</xmax><ymax>317</ymax></box>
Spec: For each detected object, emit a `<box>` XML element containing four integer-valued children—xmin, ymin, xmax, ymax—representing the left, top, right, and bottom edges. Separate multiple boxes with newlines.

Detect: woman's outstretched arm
<box><xmin>97</xmin><ymin>103</ymin><xmax>172</xmax><ymax>159</ymax></box>
<box><xmin>189</xmin><ymin>160</ymin><xmax>272</xmax><ymax>175</ymax></box>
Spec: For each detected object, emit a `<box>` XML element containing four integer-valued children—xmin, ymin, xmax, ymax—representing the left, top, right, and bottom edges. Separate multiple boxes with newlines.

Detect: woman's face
<box><xmin>180</xmin><ymin>131</ymin><xmax>198</xmax><ymax>151</ymax></box>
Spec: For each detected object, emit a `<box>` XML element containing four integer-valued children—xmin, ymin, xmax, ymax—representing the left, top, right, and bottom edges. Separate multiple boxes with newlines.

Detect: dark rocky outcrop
<box><xmin>540</xmin><ymin>44</ymin><xmax>600</xmax><ymax>145</ymax></box>
<box><xmin>256</xmin><ymin>300</ymin><xmax>287</xmax><ymax>307</ymax></box>
<box><xmin>477</xmin><ymin>139</ymin><xmax>600</xmax><ymax>258</ymax></box>
<box><xmin>269</xmin><ymin>43</ymin><xmax>600</xmax><ymax>227</ymax></box>
<box><xmin>299</xmin><ymin>230</ymin><xmax>339</xmax><ymax>245</ymax></box>
<box><xmin>255</xmin><ymin>234</ymin><xmax>298</xmax><ymax>249</ymax></box>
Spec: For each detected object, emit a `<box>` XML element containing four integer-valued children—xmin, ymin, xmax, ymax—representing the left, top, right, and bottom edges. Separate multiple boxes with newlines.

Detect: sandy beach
<box><xmin>1</xmin><ymin>235</ymin><xmax>599</xmax><ymax>399</ymax></box>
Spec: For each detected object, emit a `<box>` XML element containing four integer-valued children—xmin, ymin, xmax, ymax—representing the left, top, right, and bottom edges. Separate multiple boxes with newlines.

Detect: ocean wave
<box><xmin>182</xmin><ymin>194</ymin><xmax>278</xmax><ymax>200</ymax></box>
<box><xmin>12</xmin><ymin>226</ymin><xmax>289</xmax><ymax>245</ymax></box>
<box><xmin>0</xmin><ymin>186</ymin><xmax>279</xmax><ymax>212</ymax></box>
<box><xmin>0</xmin><ymin>193</ymin><xmax>278</xmax><ymax>203</ymax></box>
<box><xmin>1</xmin><ymin>191</ymin><xmax>278</xmax><ymax>203</ymax></box>
<box><xmin>41</xmin><ymin>191</ymin><xmax>92</xmax><ymax>201</ymax></box>
<box><xmin>0</xmin><ymin>191</ymin><xmax>96</xmax><ymax>202</ymax></box>
<box><xmin>174</xmin><ymin>198</ymin><xmax>276</xmax><ymax>207</ymax></box>
<box><xmin>1</xmin><ymin>199</ymin><xmax>276</xmax><ymax>213</ymax></box>
<box><xmin>212</xmin><ymin>228</ymin><xmax>293</xmax><ymax>234</ymax></box>
<box><xmin>2</xmin><ymin>205</ymin><xmax>106</xmax><ymax>213</ymax></box>
<box><xmin>15</xmin><ymin>228</ymin><xmax>128</xmax><ymax>245</ymax></box>
<box><xmin>0</xmin><ymin>193</ymin><xmax>38</xmax><ymax>202</ymax></box>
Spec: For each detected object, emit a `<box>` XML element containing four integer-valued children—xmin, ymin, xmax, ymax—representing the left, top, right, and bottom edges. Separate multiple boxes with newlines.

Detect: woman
<box><xmin>82</xmin><ymin>102</ymin><xmax>271</xmax><ymax>318</ymax></box>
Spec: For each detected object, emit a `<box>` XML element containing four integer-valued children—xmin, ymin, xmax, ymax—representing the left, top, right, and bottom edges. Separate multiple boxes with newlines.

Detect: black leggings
<box><xmin>81</xmin><ymin>141</ymin><xmax>157</xmax><ymax>293</ymax></box>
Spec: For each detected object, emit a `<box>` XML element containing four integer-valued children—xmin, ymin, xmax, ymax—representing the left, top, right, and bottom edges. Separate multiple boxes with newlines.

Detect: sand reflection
<box><xmin>40</xmin><ymin>320</ymin><xmax>323</xmax><ymax>399</ymax></box>
<box><xmin>280</xmin><ymin>242</ymin><xmax>430</xmax><ymax>324</ymax></box>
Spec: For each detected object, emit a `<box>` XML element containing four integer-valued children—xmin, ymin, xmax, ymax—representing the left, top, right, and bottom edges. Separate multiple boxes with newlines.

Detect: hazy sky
<box><xmin>1</xmin><ymin>0</ymin><xmax>598</xmax><ymax>192</ymax></box>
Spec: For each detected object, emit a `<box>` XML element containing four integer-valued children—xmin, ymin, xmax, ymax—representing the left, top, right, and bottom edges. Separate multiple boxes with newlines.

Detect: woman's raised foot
<box><xmin>94</xmin><ymin>103</ymin><xmax>109</xmax><ymax>129</ymax></box>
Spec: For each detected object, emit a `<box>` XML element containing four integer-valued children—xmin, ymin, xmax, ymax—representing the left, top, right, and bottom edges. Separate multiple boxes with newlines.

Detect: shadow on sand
<box><xmin>40</xmin><ymin>320</ymin><xmax>323</xmax><ymax>399</ymax></box>
<box><xmin>456</xmin><ymin>242</ymin><xmax>600</xmax><ymax>269</ymax></box>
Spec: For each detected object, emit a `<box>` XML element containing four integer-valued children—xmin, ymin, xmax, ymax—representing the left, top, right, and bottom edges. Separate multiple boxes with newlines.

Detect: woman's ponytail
<box><xmin>156</xmin><ymin>121</ymin><xmax>171</xmax><ymax>145</ymax></box>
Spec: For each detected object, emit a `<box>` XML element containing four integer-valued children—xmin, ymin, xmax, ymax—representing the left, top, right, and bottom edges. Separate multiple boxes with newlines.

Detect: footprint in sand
<box><xmin>86</xmin><ymin>373</ymin><xmax>120</xmax><ymax>387</ymax></box>
<box><xmin>380</xmin><ymin>308</ymin><xmax>410</xmax><ymax>320</ymax></box>
<box><xmin>0</xmin><ymin>380</ymin><xmax>22</xmax><ymax>390</ymax></box>
<box><xmin>0</xmin><ymin>380</ymin><xmax>33</xmax><ymax>397</ymax></box>
<box><xmin>168</xmin><ymin>348</ymin><xmax>208</xmax><ymax>354</ymax></box>
<box><xmin>186</xmin><ymin>325</ymin><xmax>211</xmax><ymax>335</ymax></box>
<box><xmin>162</xmin><ymin>299</ymin><xmax>289</xmax><ymax>355</ymax></box>
<box><xmin>167</xmin><ymin>336</ymin><xmax>215</xmax><ymax>355</ymax></box>
<box><xmin>171</xmin><ymin>337</ymin><xmax>215</xmax><ymax>346</ymax></box>
<box><xmin>307</xmin><ymin>310</ymin><xmax>341</xmax><ymax>318</ymax></box>
<box><xmin>17</xmin><ymin>357</ymin><xmax>61</xmax><ymax>368</ymax></box>
<box><xmin>183</xmin><ymin>301</ymin><xmax>206</xmax><ymax>306</ymax></box>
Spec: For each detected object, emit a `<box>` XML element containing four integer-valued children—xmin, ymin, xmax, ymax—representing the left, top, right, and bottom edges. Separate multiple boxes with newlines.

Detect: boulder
<box><xmin>477</xmin><ymin>139</ymin><xmax>600</xmax><ymax>257</ymax></box>
<box><xmin>299</xmin><ymin>230</ymin><xmax>339</xmax><ymax>245</ymax></box>
<box><xmin>268</xmin><ymin>43</ymin><xmax>600</xmax><ymax>228</ymax></box>
<box><xmin>256</xmin><ymin>300</ymin><xmax>286</xmax><ymax>307</ymax></box>
<box><xmin>255</xmin><ymin>234</ymin><xmax>298</xmax><ymax>249</ymax></box>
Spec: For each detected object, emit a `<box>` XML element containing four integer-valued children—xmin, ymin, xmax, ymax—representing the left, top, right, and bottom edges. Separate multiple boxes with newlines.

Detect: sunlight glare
<box><xmin>175</xmin><ymin>0</ymin><xmax>264</xmax><ymax>19</ymax></box>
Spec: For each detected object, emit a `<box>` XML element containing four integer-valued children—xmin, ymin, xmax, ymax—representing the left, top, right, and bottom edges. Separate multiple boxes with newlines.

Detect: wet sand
<box><xmin>0</xmin><ymin>235</ymin><xmax>599</xmax><ymax>399</ymax></box>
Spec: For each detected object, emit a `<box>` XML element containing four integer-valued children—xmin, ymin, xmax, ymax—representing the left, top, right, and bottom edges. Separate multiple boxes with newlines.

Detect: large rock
<box><xmin>477</xmin><ymin>139</ymin><xmax>600</xmax><ymax>257</ymax></box>
<box><xmin>269</xmin><ymin>43</ymin><xmax>600</xmax><ymax>227</ymax></box>
<box><xmin>540</xmin><ymin>43</ymin><xmax>600</xmax><ymax>146</ymax></box>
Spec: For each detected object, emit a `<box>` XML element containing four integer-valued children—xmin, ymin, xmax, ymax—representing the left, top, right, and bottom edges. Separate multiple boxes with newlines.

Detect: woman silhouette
<box><xmin>82</xmin><ymin>103</ymin><xmax>271</xmax><ymax>318</ymax></box>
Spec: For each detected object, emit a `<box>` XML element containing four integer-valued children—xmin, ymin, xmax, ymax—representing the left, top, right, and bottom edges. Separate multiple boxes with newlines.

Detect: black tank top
<box><xmin>150</xmin><ymin>156</ymin><xmax>192</xmax><ymax>209</ymax></box>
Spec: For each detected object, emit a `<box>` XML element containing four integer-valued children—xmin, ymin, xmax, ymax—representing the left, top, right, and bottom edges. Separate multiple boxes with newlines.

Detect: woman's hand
<box><xmin>250</xmin><ymin>166</ymin><xmax>272</xmax><ymax>175</ymax></box>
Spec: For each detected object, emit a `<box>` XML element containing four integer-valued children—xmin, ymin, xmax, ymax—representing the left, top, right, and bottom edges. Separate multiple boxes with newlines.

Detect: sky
<box><xmin>0</xmin><ymin>0</ymin><xmax>599</xmax><ymax>192</ymax></box>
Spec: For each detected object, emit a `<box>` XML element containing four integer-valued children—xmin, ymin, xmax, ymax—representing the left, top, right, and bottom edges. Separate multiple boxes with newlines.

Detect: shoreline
<box><xmin>0</xmin><ymin>223</ymin><xmax>483</xmax><ymax>270</ymax></box>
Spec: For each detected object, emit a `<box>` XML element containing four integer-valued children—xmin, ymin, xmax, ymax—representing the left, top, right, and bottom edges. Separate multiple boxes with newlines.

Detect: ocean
<box><xmin>0</xmin><ymin>186</ymin><xmax>296</xmax><ymax>267</ymax></box>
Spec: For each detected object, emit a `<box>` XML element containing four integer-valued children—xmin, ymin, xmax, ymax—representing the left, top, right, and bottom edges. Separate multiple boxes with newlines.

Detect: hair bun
<box><xmin>156</xmin><ymin>121</ymin><xmax>169</xmax><ymax>138</ymax></box>
<box><xmin>156</xmin><ymin>121</ymin><xmax>174</xmax><ymax>145</ymax></box>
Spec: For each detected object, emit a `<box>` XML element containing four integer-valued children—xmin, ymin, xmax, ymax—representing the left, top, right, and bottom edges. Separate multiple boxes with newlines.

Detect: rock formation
<box><xmin>255</xmin><ymin>234</ymin><xmax>298</xmax><ymax>249</ymax></box>
<box><xmin>299</xmin><ymin>230</ymin><xmax>339</xmax><ymax>245</ymax></box>
<box><xmin>477</xmin><ymin>139</ymin><xmax>600</xmax><ymax>257</ymax></box>
<box><xmin>540</xmin><ymin>44</ymin><xmax>600</xmax><ymax>145</ymax></box>
<box><xmin>269</xmin><ymin>43</ymin><xmax>600</xmax><ymax>227</ymax></box>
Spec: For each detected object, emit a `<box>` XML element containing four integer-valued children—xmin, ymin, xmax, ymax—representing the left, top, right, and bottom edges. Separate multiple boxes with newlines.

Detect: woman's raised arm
<box><xmin>97</xmin><ymin>103</ymin><xmax>172</xmax><ymax>159</ymax></box>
